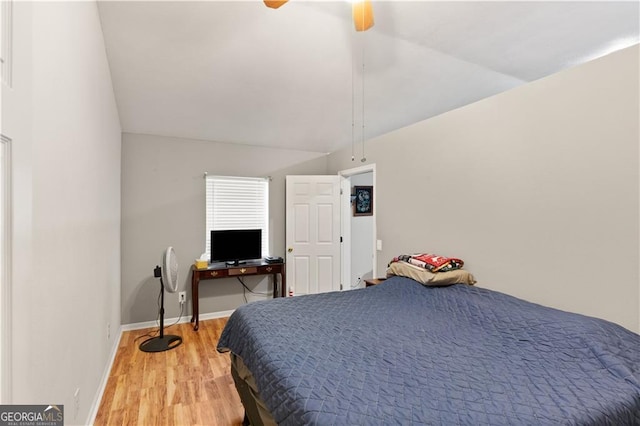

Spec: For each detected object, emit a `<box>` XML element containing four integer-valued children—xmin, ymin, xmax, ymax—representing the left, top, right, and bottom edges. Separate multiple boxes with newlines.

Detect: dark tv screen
<box><xmin>211</xmin><ymin>229</ymin><xmax>262</xmax><ymax>264</ymax></box>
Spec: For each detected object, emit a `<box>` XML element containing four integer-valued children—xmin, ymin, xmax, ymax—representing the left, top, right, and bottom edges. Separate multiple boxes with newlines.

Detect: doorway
<box><xmin>339</xmin><ymin>164</ymin><xmax>376</xmax><ymax>290</ymax></box>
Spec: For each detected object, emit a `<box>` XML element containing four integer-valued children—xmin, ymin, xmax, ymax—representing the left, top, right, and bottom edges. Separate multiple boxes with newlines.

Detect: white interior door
<box><xmin>286</xmin><ymin>175</ymin><xmax>341</xmax><ymax>295</ymax></box>
<box><xmin>340</xmin><ymin>176</ymin><xmax>351</xmax><ymax>290</ymax></box>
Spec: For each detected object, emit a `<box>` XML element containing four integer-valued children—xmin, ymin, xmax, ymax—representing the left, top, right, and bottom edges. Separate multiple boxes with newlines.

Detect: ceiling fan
<box><xmin>264</xmin><ymin>0</ymin><xmax>374</xmax><ymax>31</ymax></box>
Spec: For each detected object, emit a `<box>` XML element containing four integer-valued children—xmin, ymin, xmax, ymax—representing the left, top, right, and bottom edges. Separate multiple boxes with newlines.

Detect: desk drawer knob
<box><xmin>266</xmin><ymin>266</ymin><xmax>273</xmax><ymax>272</ymax></box>
<box><xmin>210</xmin><ymin>271</ymin><xmax>218</xmax><ymax>277</ymax></box>
<box><xmin>240</xmin><ymin>268</ymin><xmax>247</xmax><ymax>274</ymax></box>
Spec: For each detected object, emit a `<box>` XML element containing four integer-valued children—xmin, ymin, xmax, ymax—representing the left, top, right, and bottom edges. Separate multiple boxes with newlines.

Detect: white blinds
<box><xmin>205</xmin><ymin>175</ymin><xmax>269</xmax><ymax>259</ymax></box>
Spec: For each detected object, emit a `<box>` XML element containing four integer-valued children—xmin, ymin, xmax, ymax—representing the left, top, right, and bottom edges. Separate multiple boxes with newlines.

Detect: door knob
<box><xmin>287</xmin><ymin>247</ymin><xmax>293</xmax><ymax>253</ymax></box>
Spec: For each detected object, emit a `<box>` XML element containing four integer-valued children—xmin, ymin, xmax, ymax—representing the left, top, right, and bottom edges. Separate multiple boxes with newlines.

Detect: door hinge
<box><xmin>340</xmin><ymin>284</ymin><xmax>343</xmax><ymax>290</ymax></box>
<box><xmin>340</xmin><ymin>236</ymin><xmax>343</xmax><ymax>243</ymax></box>
<box><xmin>340</xmin><ymin>188</ymin><xmax>343</xmax><ymax>195</ymax></box>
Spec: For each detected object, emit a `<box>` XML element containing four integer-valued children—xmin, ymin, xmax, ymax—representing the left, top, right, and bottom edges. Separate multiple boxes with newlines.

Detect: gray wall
<box><xmin>328</xmin><ymin>45</ymin><xmax>639</xmax><ymax>333</ymax></box>
<box><xmin>121</xmin><ymin>133</ymin><xmax>327</xmax><ymax>324</ymax></box>
<box><xmin>6</xmin><ymin>2</ymin><xmax>122</xmax><ymax>423</ymax></box>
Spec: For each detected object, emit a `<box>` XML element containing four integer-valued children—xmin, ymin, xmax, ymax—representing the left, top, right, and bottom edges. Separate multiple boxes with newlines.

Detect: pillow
<box><xmin>386</xmin><ymin>261</ymin><xmax>476</xmax><ymax>286</ymax></box>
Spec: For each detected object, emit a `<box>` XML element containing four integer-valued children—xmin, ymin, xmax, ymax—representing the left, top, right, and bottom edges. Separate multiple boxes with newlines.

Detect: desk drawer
<box><xmin>228</xmin><ymin>267</ymin><xmax>258</xmax><ymax>276</ymax></box>
<box><xmin>197</xmin><ymin>269</ymin><xmax>228</xmax><ymax>279</ymax></box>
<box><xmin>258</xmin><ymin>264</ymin><xmax>282</xmax><ymax>274</ymax></box>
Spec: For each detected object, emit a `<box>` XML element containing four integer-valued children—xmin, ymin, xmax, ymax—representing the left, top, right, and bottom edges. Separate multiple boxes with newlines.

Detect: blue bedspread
<box><xmin>217</xmin><ymin>277</ymin><xmax>640</xmax><ymax>425</ymax></box>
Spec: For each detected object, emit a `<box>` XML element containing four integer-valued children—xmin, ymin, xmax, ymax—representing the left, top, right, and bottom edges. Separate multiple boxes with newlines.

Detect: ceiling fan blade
<box><xmin>352</xmin><ymin>0</ymin><xmax>374</xmax><ymax>31</ymax></box>
<box><xmin>264</xmin><ymin>0</ymin><xmax>288</xmax><ymax>9</ymax></box>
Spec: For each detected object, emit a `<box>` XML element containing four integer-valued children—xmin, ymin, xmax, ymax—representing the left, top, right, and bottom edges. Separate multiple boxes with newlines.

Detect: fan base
<box><xmin>139</xmin><ymin>335</ymin><xmax>183</xmax><ymax>353</ymax></box>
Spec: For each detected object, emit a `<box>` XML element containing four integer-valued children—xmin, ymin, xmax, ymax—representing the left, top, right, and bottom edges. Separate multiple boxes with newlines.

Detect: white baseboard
<box><xmin>86</xmin><ymin>324</ymin><xmax>123</xmax><ymax>426</ymax></box>
<box><xmin>121</xmin><ymin>309</ymin><xmax>235</xmax><ymax>331</ymax></box>
<box><xmin>85</xmin><ymin>309</ymin><xmax>234</xmax><ymax>425</ymax></box>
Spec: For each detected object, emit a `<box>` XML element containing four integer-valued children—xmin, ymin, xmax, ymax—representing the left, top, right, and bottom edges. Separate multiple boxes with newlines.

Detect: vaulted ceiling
<box><xmin>98</xmin><ymin>1</ymin><xmax>639</xmax><ymax>153</ymax></box>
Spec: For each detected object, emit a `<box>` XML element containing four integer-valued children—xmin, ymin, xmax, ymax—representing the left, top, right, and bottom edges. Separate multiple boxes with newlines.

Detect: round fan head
<box><xmin>162</xmin><ymin>246</ymin><xmax>179</xmax><ymax>293</ymax></box>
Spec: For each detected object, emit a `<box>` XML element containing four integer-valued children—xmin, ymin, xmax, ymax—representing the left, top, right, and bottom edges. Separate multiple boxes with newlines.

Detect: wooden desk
<box><xmin>190</xmin><ymin>260</ymin><xmax>285</xmax><ymax>331</ymax></box>
<box><xmin>364</xmin><ymin>278</ymin><xmax>386</xmax><ymax>287</ymax></box>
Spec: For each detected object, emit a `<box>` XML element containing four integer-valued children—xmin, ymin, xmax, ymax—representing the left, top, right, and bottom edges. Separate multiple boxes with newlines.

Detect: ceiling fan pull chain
<box><xmin>361</xmin><ymin>32</ymin><xmax>366</xmax><ymax>163</ymax></box>
<box><xmin>351</xmin><ymin>35</ymin><xmax>355</xmax><ymax>162</ymax></box>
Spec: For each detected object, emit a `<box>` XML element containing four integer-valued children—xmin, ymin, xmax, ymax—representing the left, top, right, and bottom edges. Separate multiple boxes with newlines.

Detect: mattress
<box><xmin>217</xmin><ymin>276</ymin><xmax>640</xmax><ymax>425</ymax></box>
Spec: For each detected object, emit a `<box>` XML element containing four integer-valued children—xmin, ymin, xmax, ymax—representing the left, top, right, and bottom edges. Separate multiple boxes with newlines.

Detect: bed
<box><xmin>217</xmin><ymin>276</ymin><xmax>640</xmax><ymax>425</ymax></box>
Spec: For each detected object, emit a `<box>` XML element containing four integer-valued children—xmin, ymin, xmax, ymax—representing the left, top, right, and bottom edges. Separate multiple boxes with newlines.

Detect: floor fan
<box><xmin>139</xmin><ymin>246</ymin><xmax>183</xmax><ymax>353</ymax></box>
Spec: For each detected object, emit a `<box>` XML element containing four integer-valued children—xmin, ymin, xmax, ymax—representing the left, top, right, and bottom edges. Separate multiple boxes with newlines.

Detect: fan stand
<box><xmin>140</xmin><ymin>266</ymin><xmax>183</xmax><ymax>353</ymax></box>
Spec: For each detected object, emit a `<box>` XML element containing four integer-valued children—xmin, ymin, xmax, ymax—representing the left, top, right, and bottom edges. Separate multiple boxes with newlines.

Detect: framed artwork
<box><xmin>353</xmin><ymin>186</ymin><xmax>373</xmax><ymax>216</ymax></box>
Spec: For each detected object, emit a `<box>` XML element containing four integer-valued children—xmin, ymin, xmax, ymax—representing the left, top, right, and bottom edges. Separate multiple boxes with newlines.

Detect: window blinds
<box><xmin>205</xmin><ymin>175</ymin><xmax>269</xmax><ymax>259</ymax></box>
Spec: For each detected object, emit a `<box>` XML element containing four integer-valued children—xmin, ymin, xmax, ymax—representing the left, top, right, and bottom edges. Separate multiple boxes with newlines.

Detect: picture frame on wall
<box><xmin>353</xmin><ymin>186</ymin><xmax>373</xmax><ymax>216</ymax></box>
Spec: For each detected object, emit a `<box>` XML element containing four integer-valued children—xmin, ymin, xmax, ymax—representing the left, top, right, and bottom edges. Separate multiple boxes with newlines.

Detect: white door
<box><xmin>286</xmin><ymin>175</ymin><xmax>341</xmax><ymax>295</ymax></box>
<box><xmin>340</xmin><ymin>176</ymin><xmax>351</xmax><ymax>289</ymax></box>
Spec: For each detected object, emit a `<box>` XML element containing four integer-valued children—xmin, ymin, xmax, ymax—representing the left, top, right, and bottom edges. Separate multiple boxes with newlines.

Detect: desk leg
<box><xmin>281</xmin><ymin>269</ymin><xmax>286</xmax><ymax>298</ymax></box>
<box><xmin>272</xmin><ymin>274</ymin><xmax>277</xmax><ymax>298</ymax></box>
<box><xmin>191</xmin><ymin>270</ymin><xmax>199</xmax><ymax>331</ymax></box>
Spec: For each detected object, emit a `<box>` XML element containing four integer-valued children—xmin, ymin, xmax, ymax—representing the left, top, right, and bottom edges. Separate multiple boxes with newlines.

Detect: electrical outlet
<box><xmin>179</xmin><ymin>291</ymin><xmax>186</xmax><ymax>305</ymax></box>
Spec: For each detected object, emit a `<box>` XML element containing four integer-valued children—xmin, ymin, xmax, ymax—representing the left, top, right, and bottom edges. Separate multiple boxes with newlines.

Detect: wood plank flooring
<box><xmin>94</xmin><ymin>318</ymin><xmax>244</xmax><ymax>426</ymax></box>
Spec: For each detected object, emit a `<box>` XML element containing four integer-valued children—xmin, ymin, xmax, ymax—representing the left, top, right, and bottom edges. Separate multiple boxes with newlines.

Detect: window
<box><xmin>205</xmin><ymin>175</ymin><xmax>269</xmax><ymax>260</ymax></box>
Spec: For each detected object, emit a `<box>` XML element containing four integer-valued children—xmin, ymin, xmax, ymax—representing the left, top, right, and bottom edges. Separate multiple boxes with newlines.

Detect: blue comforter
<box><xmin>217</xmin><ymin>277</ymin><xmax>640</xmax><ymax>425</ymax></box>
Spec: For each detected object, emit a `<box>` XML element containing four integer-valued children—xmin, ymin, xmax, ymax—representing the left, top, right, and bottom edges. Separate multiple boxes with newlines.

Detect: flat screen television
<box><xmin>211</xmin><ymin>229</ymin><xmax>262</xmax><ymax>265</ymax></box>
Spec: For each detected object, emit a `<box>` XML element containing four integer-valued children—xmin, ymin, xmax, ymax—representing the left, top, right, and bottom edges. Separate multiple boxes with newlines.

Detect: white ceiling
<box><xmin>97</xmin><ymin>1</ymin><xmax>639</xmax><ymax>153</ymax></box>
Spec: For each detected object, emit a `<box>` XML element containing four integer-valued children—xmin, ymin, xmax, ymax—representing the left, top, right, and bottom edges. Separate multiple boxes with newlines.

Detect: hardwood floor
<box><xmin>94</xmin><ymin>318</ymin><xmax>244</xmax><ymax>426</ymax></box>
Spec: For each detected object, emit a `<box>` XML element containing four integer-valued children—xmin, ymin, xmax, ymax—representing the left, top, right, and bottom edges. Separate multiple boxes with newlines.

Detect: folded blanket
<box><xmin>391</xmin><ymin>253</ymin><xmax>464</xmax><ymax>272</ymax></box>
<box><xmin>387</xmin><ymin>261</ymin><xmax>476</xmax><ymax>286</ymax></box>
